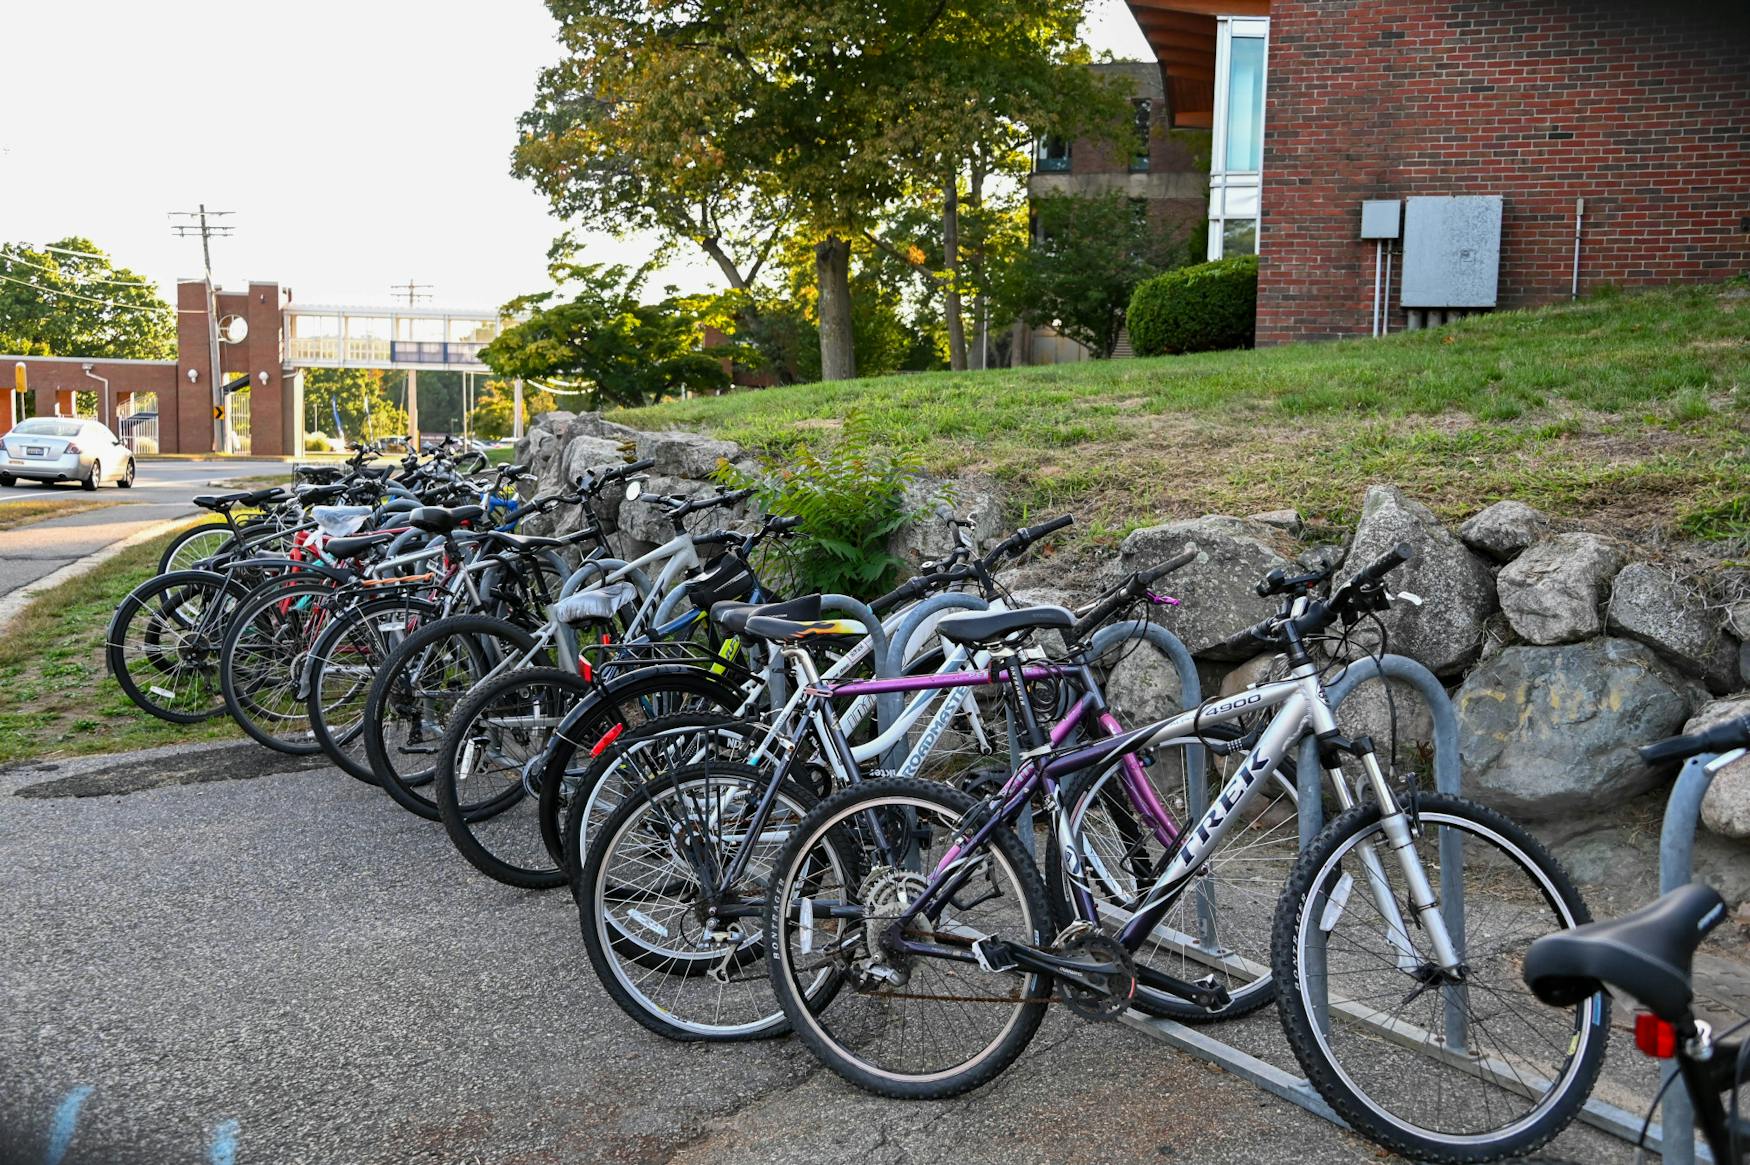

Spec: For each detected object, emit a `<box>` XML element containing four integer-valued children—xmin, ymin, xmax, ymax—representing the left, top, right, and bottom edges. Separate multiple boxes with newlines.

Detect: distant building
<box><xmin>1119</xmin><ymin>0</ymin><xmax>1749</xmax><ymax>345</ymax></box>
<box><xmin>1018</xmin><ymin>62</ymin><xmax>1211</xmax><ymax>363</ymax></box>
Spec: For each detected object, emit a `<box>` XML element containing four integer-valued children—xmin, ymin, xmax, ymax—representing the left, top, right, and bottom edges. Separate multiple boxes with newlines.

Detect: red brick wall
<box><xmin>1258</xmin><ymin>0</ymin><xmax>1750</xmax><ymax>344</ymax></box>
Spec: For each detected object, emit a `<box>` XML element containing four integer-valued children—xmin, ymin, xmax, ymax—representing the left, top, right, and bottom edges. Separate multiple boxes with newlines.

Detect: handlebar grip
<box><xmin>1213</xmin><ymin>619</ymin><xmax>1277</xmax><ymax>657</ymax></box>
<box><xmin>1019</xmin><ymin>514</ymin><xmax>1074</xmax><ymax>544</ymax></box>
<box><xmin>609</xmin><ymin>458</ymin><xmax>656</xmax><ymax>479</ymax></box>
<box><xmin>767</xmin><ymin>515</ymin><xmax>803</xmax><ymax>533</ymax></box>
<box><xmin>1139</xmin><ymin>547</ymin><xmax>1198</xmax><ymax>587</ymax></box>
<box><xmin>1639</xmin><ymin>716</ymin><xmax>1750</xmax><ymax>765</ymax></box>
<box><xmin>1358</xmin><ymin>542</ymin><xmax>1416</xmax><ymax>583</ymax></box>
<box><xmin>869</xmin><ymin>578</ymin><xmax>924</xmax><ymax>616</ymax></box>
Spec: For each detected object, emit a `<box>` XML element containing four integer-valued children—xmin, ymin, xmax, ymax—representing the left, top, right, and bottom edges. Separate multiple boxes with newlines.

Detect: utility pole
<box><xmin>170</xmin><ymin>205</ymin><xmax>235</xmax><ymax>453</ymax></box>
<box><xmin>389</xmin><ymin>280</ymin><xmax>434</xmax><ymax>305</ymax></box>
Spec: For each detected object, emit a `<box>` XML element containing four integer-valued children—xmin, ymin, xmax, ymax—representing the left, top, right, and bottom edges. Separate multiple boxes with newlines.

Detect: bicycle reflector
<box><xmin>1634</xmin><ymin>1012</ymin><xmax>1678</xmax><ymax>1059</ymax></box>
<box><xmin>590</xmin><ymin>723</ymin><xmax>625</xmax><ymax>758</ymax></box>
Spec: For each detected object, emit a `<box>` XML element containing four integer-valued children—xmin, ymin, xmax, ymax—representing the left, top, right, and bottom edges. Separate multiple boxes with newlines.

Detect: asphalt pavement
<box><xmin>0</xmin><ymin>742</ymin><xmax>1649</xmax><ymax>1165</ymax></box>
<box><xmin>0</xmin><ymin>460</ymin><xmax>287</xmax><ymax>598</ymax></box>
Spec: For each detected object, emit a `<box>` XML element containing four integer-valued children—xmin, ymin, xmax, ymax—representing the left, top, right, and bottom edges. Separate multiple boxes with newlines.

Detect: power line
<box><xmin>390</xmin><ymin>279</ymin><xmax>434</xmax><ymax>305</ymax></box>
<box><xmin>0</xmin><ymin>249</ymin><xmax>157</xmax><ymax>288</ymax></box>
<box><xmin>0</xmin><ymin>271</ymin><xmax>189</xmax><ymax>313</ymax></box>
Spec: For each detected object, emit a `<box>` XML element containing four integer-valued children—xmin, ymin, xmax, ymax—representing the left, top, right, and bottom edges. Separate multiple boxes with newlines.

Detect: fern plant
<box><xmin>721</xmin><ymin>435</ymin><xmax>931</xmax><ymax>599</ymax></box>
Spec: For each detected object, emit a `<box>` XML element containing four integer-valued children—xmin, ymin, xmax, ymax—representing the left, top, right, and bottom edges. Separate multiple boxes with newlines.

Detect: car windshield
<box><xmin>12</xmin><ymin>419</ymin><xmax>83</xmax><ymax>437</ymax></box>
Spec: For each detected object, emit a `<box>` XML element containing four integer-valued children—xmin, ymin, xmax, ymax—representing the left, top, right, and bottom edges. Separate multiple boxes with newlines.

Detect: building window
<box><xmin>1131</xmin><ymin>99</ymin><xmax>1152</xmax><ymax>172</ymax></box>
<box><xmin>1036</xmin><ymin>135</ymin><xmax>1071</xmax><ymax>173</ymax></box>
<box><xmin>1208</xmin><ymin>17</ymin><xmax>1268</xmax><ymax>260</ymax></box>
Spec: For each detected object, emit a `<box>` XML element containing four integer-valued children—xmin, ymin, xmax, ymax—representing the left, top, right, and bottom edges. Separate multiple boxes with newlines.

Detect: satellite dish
<box><xmin>219</xmin><ymin>314</ymin><xmax>249</xmax><ymax>345</ymax></box>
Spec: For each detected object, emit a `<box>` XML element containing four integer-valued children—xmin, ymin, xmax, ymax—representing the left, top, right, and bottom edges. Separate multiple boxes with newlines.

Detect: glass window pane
<box><xmin>1222</xmin><ymin>219</ymin><xmax>1258</xmax><ymax>257</ymax></box>
<box><xmin>1224</xmin><ymin>186</ymin><xmax>1259</xmax><ymax>217</ymax></box>
<box><xmin>1225</xmin><ymin>36</ymin><xmax>1265</xmax><ymax>173</ymax></box>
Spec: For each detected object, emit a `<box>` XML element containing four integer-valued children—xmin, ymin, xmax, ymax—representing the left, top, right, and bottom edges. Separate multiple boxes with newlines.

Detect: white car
<box><xmin>0</xmin><ymin>417</ymin><xmax>136</xmax><ymax>490</ymax></box>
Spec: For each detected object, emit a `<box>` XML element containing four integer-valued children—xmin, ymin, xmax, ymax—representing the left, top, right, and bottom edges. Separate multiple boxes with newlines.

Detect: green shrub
<box><xmin>1127</xmin><ymin>255</ymin><xmax>1259</xmax><ymax>356</ymax></box>
<box><xmin>721</xmin><ymin>434</ymin><xmax>931</xmax><ymax>599</ymax></box>
<box><xmin>303</xmin><ymin>431</ymin><xmax>333</xmax><ymax>452</ymax></box>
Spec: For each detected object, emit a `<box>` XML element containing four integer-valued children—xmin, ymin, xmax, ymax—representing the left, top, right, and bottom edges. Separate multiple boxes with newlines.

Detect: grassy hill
<box><xmin>614</xmin><ymin>283</ymin><xmax>1750</xmax><ymax>546</ymax></box>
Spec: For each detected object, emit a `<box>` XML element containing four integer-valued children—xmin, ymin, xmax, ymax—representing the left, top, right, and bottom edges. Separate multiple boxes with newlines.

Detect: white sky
<box><xmin>0</xmin><ymin>1</ymin><xmax>1150</xmax><ymax>312</ymax></box>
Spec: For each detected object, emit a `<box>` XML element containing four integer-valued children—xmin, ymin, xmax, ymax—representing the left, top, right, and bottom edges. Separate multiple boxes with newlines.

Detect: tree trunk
<box><xmin>698</xmin><ymin>237</ymin><xmax>748</xmax><ymax>290</ymax></box>
<box><xmin>943</xmin><ymin>177</ymin><xmax>968</xmax><ymax>372</ymax></box>
<box><xmin>968</xmin><ymin>162</ymin><xmax>987</xmax><ymax>371</ymax></box>
<box><xmin>814</xmin><ymin>236</ymin><xmax>857</xmax><ymax>382</ymax></box>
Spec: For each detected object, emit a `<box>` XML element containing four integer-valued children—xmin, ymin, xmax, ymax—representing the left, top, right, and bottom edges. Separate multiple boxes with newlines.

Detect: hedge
<box><xmin>1126</xmin><ymin>255</ymin><xmax>1259</xmax><ymax>356</ymax></box>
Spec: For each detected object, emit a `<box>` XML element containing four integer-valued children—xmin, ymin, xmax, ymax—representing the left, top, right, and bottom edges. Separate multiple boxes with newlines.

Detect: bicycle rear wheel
<box><xmin>305</xmin><ymin>598</ymin><xmax>471</xmax><ymax>783</ymax></box>
<box><xmin>765</xmin><ymin>776</ymin><xmax>1052</xmax><ymax>1099</ymax></box>
<box><xmin>1272</xmin><ymin>792</ymin><xmax>1607</xmax><ymax>1163</ymax></box>
<box><xmin>435</xmin><ymin>666</ymin><xmax>591</xmax><ymax>888</ymax></box>
<box><xmin>219</xmin><ymin>576</ymin><xmax>347</xmax><ymax>754</ymax></box>
<box><xmin>362</xmin><ymin>614</ymin><xmax>536</xmax><ymax>818</ymax></box>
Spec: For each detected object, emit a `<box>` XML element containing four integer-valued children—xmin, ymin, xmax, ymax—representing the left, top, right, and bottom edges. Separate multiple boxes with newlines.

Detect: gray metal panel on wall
<box><xmin>1400</xmin><ymin>195</ymin><xmax>1503</xmax><ymax>307</ymax></box>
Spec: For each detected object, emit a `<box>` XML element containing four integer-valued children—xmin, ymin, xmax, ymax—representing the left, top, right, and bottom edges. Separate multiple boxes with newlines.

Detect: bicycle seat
<box><xmin>324</xmin><ymin>531</ymin><xmax>397</xmax><ymax>560</ymax></box>
<box><xmin>743</xmin><ymin>602</ymin><xmax>867</xmax><ymax>643</ymax></box>
<box><xmin>935</xmin><ymin>605</ymin><xmax>1074</xmax><ymax>647</ymax></box>
<box><xmin>409</xmin><ymin>505</ymin><xmax>484</xmax><ymax>534</ymax></box>
<box><xmin>194</xmin><ymin>488</ymin><xmax>280</xmax><ymax>512</ymax></box>
<box><xmin>712</xmin><ymin>595</ymin><xmax>822</xmax><ymax>636</ymax></box>
<box><xmin>1522</xmin><ymin>882</ymin><xmax>1728</xmax><ymax>1021</ymax></box>
<box><xmin>297</xmin><ymin>483</ymin><xmax>348</xmax><ymax>503</ymax></box>
<box><xmin>484</xmin><ymin>530</ymin><xmax>565</xmax><ymax>551</ymax></box>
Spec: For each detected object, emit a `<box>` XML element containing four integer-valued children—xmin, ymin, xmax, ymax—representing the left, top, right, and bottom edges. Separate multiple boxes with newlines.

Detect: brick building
<box><xmin>1116</xmin><ymin>0</ymin><xmax>1749</xmax><ymax>343</ymax></box>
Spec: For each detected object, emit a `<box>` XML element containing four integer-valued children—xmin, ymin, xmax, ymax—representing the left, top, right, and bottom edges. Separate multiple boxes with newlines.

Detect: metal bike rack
<box><xmin>878</xmin><ymin>592</ymin><xmax>991</xmax><ymax>773</ymax></box>
<box><xmin>1652</xmin><ymin>751</ymin><xmax>1733</xmax><ymax>1165</ymax></box>
<box><xmin>1123</xmin><ymin>654</ymin><xmax>1659</xmax><ymax>1154</ymax></box>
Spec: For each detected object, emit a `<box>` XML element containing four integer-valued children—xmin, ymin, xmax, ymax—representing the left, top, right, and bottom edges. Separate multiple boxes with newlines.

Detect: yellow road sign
<box><xmin>213</xmin><ymin>405</ymin><xmax>225</xmax><ymax>421</ymax></box>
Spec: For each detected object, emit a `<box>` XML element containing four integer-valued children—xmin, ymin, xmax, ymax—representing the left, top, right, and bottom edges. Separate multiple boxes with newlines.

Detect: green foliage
<box><xmin>721</xmin><ymin>435</ymin><xmax>931</xmax><ymax>598</ymax></box>
<box><xmin>303</xmin><ymin>431</ymin><xmax>333</xmax><ymax>453</ymax></box>
<box><xmin>0</xmin><ymin>237</ymin><xmax>175</xmax><ymax>359</ymax></box>
<box><xmin>1004</xmin><ymin>194</ymin><xmax>1198</xmax><ymax>358</ymax></box>
<box><xmin>482</xmin><ymin>259</ymin><xmax>730</xmax><ymax>411</ymax></box>
<box><xmin>1127</xmin><ymin>256</ymin><xmax>1259</xmax><ymax>356</ymax></box>
<box><xmin>302</xmin><ymin>368</ymin><xmax>408</xmax><ymax>445</ymax></box>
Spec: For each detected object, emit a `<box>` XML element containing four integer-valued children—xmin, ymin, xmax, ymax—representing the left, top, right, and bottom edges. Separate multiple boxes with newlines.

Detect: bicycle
<box><xmin>1525</xmin><ymin>714</ymin><xmax>1750</xmax><ymax>1165</ymax></box>
<box><xmin>757</xmin><ymin>542</ymin><xmax>1605</xmax><ymax>1163</ymax></box>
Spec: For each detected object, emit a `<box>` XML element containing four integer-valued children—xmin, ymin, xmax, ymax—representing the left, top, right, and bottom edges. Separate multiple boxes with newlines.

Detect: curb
<box><xmin>0</xmin><ymin>514</ymin><xmax>198</xmax><ymax>633</ymax></box>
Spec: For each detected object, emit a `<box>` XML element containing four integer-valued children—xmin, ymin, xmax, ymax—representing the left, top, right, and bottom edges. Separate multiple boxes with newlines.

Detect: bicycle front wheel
<box><xmin>1272</xmin><ymin>792</ymin><xmax>1608</xmax><ymax>1163</ymax></box>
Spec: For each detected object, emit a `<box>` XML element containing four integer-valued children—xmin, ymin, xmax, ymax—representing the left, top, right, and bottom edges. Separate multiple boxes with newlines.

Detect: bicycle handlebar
<box><xmin>1066</xmin><ymin>546</ymin><xmax>1198</xmax><ymax>646</ymax></box>
<box><xmin>1640</xmin><ymin>716</ymin><xmax>1750</xmax><ymax>765</ymax></box>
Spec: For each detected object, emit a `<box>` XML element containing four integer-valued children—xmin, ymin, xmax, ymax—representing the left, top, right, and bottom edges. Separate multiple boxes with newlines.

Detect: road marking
<box><xmin>44</xmin><ymin>1085</ymin><xmax>93</xmax><ymax>1165</ymax></box>
<box><xmin>209</xmin><ymin>1118</ymin><xmax>239</xmax><ymax>1165</ymax></box>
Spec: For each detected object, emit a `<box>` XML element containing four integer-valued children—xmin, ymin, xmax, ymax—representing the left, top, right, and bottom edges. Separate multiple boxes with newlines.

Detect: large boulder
<box><xmin>1458</xmin><ymin>500</ymin><xmax>1549</xmax><ymax>562</ymax></box>
<box><xmin>564</xmin><ymin>411</ymin><xmax>642</xmax><ymax>445</ymax></box>
<box><xmin>1110</xmin><ymin>516</ymin><xmax>1295</xmax><ymax>658</ymax></box>
<box><xmin>1693</xmin><ymin>695</ymin><xmax>1750</xmax><ymax>840</ymax></box>
<box><xmin>634</xmin><ymin>429</ymin><xmax>742</xmax><ymax>481</ymax></box>
<box><xmin>1456</xmin><ymin>637</ymin><xmax>1698</xmax><ymax>818</ymax></box>
<box><xmin>1342</xmin><ymin>485</ymin><xmax>1496</xmax><ymax>676</ymax></box>
<box><xmin>1496</xmin><ymin>533</ymin><xmax>1628</xmax><ymax>646</ymax></box>
<box><xmin>514</xmin><ymin>425</ymin><xmax>561</xmax><ymax>480</ymax></box>
<box><xmin>892</xmin><ymin>477</ymin><xmax>1002</xmax><ymax>569</ymax></box>
<box><xmin>1607</xmin><ymin>563</ymin><xmax>1740</xmax><ymax>693</ymax></box>
<box><xmin>543</xmin><ymin>434</ymin><xmax>637</xmax><ymax>536</ymax></box>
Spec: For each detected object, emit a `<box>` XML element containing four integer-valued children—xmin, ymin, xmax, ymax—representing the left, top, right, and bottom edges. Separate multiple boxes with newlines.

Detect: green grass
<box><xmin>0</xmin><ymin>496</ymin><xmax>124</xmax><ymax>531</ymax></box>
<box><xmin>0</xmin><ymin>528</ymin><xmax>238</xmax><ymax>764</ymax></box>
<box><xmin>615</xmin><ymin>283</ymin><xmax>1750</xmax><ymax>543</ymax></box>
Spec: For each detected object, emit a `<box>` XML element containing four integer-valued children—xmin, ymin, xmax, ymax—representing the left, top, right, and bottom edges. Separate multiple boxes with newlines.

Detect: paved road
<box><xmin>0</xmin><ymin>743</ymin><xmax>1643</xmax><ymax>1165</ymax></box>
<box><xmin>0</xmin><ymin>460</ymin><xmax>287</xmax><ymax>598</ymax></box>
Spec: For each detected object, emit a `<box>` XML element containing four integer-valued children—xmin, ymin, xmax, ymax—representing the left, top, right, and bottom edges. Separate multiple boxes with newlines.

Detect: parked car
<box><xmin>0</xmin><ymin>417</ymin><xmax>136</xmax><ymax>490</ymax></box>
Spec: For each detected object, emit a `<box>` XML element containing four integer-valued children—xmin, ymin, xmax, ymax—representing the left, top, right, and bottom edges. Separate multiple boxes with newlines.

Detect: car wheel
<box><xmin>81</xmin><ymin>466</ymin><xmax>98</xmax><ymax>492</ymax></box>
<box><xmin>118</xmin><ymin>459</ymin><xmax>135</xmax><ymax>489</ymax></box>
<box><xmin>0</xmin><ymin>474</ymin><xmax>13</xmax><ymax>488</ymax></box>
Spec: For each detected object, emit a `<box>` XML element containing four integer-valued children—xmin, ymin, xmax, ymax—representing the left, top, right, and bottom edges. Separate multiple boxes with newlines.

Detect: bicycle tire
<box><xmin>106</xmin><ymin>569</ymin><xmax>249</xmax><ymax>723</ymax></box>
<box><xmin>435</xmin><ymin>665</ymin><xmax>592</xmax><ymax>889</ymax></box>
<box><xmin>1272</xmin><ymin>792</ymin><xmax>1608</xmax><ymax>1163</ymax></box>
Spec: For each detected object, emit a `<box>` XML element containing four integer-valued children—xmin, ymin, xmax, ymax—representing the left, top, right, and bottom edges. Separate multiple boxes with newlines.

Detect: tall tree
<box><xmin>516</xmin><ymin>1</ymin><xmax>1105</xmax><ymax>381</ymax></box>
<box><xmin>0</xmin><ymin>238</ymin><xmax>175</xmax><ymax>359</ymax></box>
